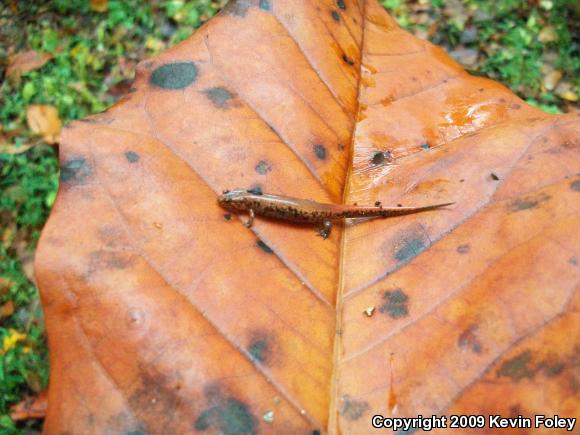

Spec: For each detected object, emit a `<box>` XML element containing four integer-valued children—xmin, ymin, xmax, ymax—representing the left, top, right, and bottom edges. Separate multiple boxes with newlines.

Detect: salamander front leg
<box><xmin>318</xmin><ymin>220</ymin><xmax>332</xmax><ymax>239</ymax></box>
<box><xmin>244</xmin><ymin>209</ymin><xmax>255</xmax><ymax>228</ymax></box>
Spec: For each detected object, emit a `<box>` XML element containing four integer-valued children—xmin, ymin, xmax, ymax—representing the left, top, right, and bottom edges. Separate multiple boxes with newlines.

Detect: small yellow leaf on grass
<box><xmin>145</xmin><ymin>36</ymin><xmax>166</xmax><ymax>52</ymax></box>
<box><xmin>5</xmin><ymin>50</ymin><xmax>52</xmax><ymax>79</ymax></box>
<box><xmin>26</xmin><ymin>105</ymin><xmax>62</xmax><ymax>144</ymax></box>
<box><xmin>555</xmin><ymin>82</ymin><xmax>578</xmax><ymax>102</ymax></box>
<box><xmin>90</xmin><ymin>0</ymin><xmax>108</xmax><ymax>12</ymax></box>
<box><xmin>2</xmin><ymin>329</ymin><xmax>27</xmax><ymax>354</ymax></box>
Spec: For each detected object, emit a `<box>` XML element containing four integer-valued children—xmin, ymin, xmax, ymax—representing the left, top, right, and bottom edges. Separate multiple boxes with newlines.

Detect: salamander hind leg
<box><xmin>244</xmin><ymin>209</ymin><xmax>255</xmax><ymax>228</ymax></box>
<box><xmin>317</xmin><ymin>220</ymin><xmax>332</xmax><ymax>239</ymax></box>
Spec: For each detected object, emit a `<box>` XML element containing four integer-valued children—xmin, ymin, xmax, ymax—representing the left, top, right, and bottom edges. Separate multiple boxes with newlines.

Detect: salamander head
<box><xmin>218</xmin><ymin>189</ymin><xmax>253</xmax><ymax>211</ymax></box>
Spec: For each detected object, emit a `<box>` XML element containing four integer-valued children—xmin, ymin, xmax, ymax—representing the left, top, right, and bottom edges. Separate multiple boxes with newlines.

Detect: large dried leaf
<box><xmin>36</xmin><ymin>0</ymin><xmax>579</xmax><ymax>433</ymax></box>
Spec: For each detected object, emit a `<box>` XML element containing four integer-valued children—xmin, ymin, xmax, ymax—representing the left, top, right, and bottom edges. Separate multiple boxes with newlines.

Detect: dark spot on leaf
<box><xmin>314</xmin><ymin>144</ymin><xmax>327</xmax><ymax>160</ymax></box>
<box><xmin>394</xmin><ymin>236</ymin><xmax>427</xmax><ymax>263</ymax></box>
<box><xmin>88</xmin><ymin>251</ymin><xmax>133</xmax><ymax>274</ymax></box>
<box><xmin>497</xmin><ymin>351</ymin><xmax>535</xmax><ymax>381</ymax></box>
<box><xmin>490</xmin><ymin>172</ymin><xmax>499</xmax><ymax>180</ymax></box>
<box><xmin>331</xmin><ymin>10</ymin><xmax>340</xmax><ymax>22</ymax></box>
<box><xmin>125</xmin><ymin>151</ymin><xmax>140</xmax><ymax>163</ymax></box>
<box><xmin>379</xmin><ymin>288</ymin><xmax>409</xmax><ymax>319</ymax></box>
<box><xmin>340</xmin><ymin>395</ymin><xmax>369</xmax><ymax>420</ymax></box>
<box><xmin>456</xmin><ymin>244</ymin><xmax>470</xmax><ymax>254</ymax></box>
<box><xmin>420</xmin><ymin>143</ymin><xmax>430</xmax><ymax>150</ymax></box>
<box><xmin>570</xmin><ymin>180</ymin><xmax>580</xmax><ymax>192</ymax></box>
<box><xmin>256</xmin><ymin>240</ymin><xmax>273</xmax><ymax>254</ymax></box>
<box><xmin>247</xmin><ymin>333</ymin><xmax>271</xmax><ymax>363</ymax></box>
<box><xmin>511</xmin><ymin>103</ymin><xmax>521</xmax><ymax>110</ymax></box>
<box><xmin>508</xmin><ymin>404</ymin><xmax>522</xmax><ymax>418</ymax></box>
<box><xmin>60</xmin><ymin>158</ymin><xmax>91</xmax><ymax>184</ymax></box>
<box><xmin>247</xmin><ymin>186</ymin><xmax>263</xmax><ymax>195</ymax></box>
<box><xmin>98</xmin><ymin>225</ymin><xmax>125</xmax><ymax>248</ymax></box>
<box><xmin>540</xmin><ymin>361</ymin><xmax>565</xmax><ymax>377</ymax></box>
<box><xmin>336</xmin><ymin>0</ymin><xmax>346</xmax><ymax>10</ymax></box>
<box><xmin>458</xmin><ymin>325</ymin><xmax>482</xmax><ymax>353</ymax></box>
<box><xmin>194</xmin><ymin>391</ymin><xmax>257</xmax><ymax>435</ymax></box>
<box><xmin>255</xmin><ymin>160</ymin><xmax>271</xmax><ymax>175</ymax></box>
<box><xmin>259</xmin><ymin>0</ymin><xmax>270</xmax><ymax>11</ymax></box>
<box><xmin>224</xmin><ymin>213</ymin><xmax>232</xmax><ymax>221</ymax></box>
<box><xmin>194</xmin><ymin>410</ymin><xmax>212</xmax><ymax>431</ymax></box>
<box><xmin>371</xmin><ymin>151</ymin><xmax>385</xmax><ymax>165</ymax></box>
<box><xmin>342</xmin><ymin>54</ymin><xmax>355</xmax><ymax>66</ymax></box>
<box><xmin>204</xmin><ymin>87</ymin><xmax>233</xmax><ymax>108</ymax></box>
<box><xmin>150</xmin><ymin>62</ymin><xmax>197</xmax><ymax>89</ymax></box>
<box><xmin>128</xmin><ymin>369</ymin><xmax>186</xmax><ymax>422</ymax></box>
<box><xmin>560</xmin><ymin>139</ymin><xmax>579</xmax><ymax>150</ymax></box>
<box><xmin>509</xmin><ymin>193</ymin><xmax>550</xmax><ymax>212</ymax></box>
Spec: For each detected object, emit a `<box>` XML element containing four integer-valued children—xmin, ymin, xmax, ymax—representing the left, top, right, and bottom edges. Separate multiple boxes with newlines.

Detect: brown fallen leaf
<box><xmin>16</xmin><ymin>240</ymin><xmax>37</xmax><ymax>286</ymax></box>
<box><xmin>0</xmin><ymin>300</ymin><xmax>14</xmax><ymax>319</ymax></box>
<box><xmin>0</xmin><ymin>126</ymin><xmax>40</xmax><ymax>154</ymax></box>
<box><xmin>0</xmin><ymin>142</ymin><xmax>35</xmax><ymax>154</ymax></box>
<box><xmin>36</xmin><ymin>1</ymin><xmax>579</xmax><ymax>434</ymax></box>
<box><xmin>5</xmin><ymin>50</ymin><xmax>52</xmax><ymax>79</ymax></box>
<box><xmin>90</xmin><ymin>0</ymin><xmax>108</xmax><ymax>13</ymax></box>
<box><xmin>542</xmin><ymin>69</ymin><xmax>562</xmax><ymax>92</ymax></box>
<box><xmin>26</xmin><ymin>105</ymin><xmax>62</xmax><ymax>144</ymax></box>
<box><xmin>0</xmin><ymin>277</ymin><xmax>15</xmax><ymax>299</ymax></box>
<box><xmin>10</xmin><ymin>391</ymin><xmax>48</xmax><ymax>421</ymax></box>
<box><xmin>0</xmin><ymin>126</ymin><xmax>36</xmax><ymax>154</ymax></box>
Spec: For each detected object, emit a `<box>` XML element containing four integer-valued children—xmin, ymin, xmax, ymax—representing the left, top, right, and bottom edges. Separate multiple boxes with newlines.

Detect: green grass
<box><xmin>0</xmin><ymin>0</ymin><xmax>577</xmax><ymax>432</ymax></box>
<box><xmin>381</xmin><ymin>0</ymin><xmax>579</xmax><ymax>112</ymax></box>
<box><xmin>0</xmin><ymin>1</ymin><xmax>225</xmax><ymax>432</ymax></box>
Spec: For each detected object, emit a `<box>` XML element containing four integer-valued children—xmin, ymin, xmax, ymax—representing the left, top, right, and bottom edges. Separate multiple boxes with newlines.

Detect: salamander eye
<box><xmin>222</xmin><ymin>189</ymin><xmax>230</xmax><ymax>194</ymax></box>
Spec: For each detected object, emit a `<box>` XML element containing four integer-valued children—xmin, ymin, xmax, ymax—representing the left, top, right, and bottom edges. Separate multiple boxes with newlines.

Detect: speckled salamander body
<box><xmin>218</xmin><ymin>188</ymin><xmax>454</xmax><ymax>238</ymax></box>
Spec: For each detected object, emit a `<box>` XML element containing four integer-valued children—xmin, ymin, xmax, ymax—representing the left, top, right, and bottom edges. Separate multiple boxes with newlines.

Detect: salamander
<box><xmin>218</xmin><ymin>188</ymin><xmax>454</xmax><ymax>238</ymax></box>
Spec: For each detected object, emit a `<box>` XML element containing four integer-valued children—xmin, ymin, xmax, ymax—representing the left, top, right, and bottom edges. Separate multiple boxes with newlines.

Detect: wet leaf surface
<box><xmin>36</xmin><ymin>0</ymin><xmax>579</xmax><ymax>433</ymax></box>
